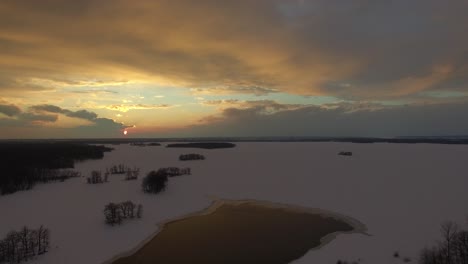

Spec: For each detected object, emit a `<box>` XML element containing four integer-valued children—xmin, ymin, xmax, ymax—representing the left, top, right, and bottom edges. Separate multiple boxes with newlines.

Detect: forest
<box><xmin>0</xmin><ymin>142</ymin><xmax>112</xmax><ymax>195</ymax></box>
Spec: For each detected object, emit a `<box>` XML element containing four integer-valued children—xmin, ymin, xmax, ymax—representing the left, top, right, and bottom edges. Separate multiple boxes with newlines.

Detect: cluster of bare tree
<box><xmin>179</xmin><ymin>154</ymin><xmax>205</xmax><ymax>161</ymax></box>
<box><xmin>87</xmin><ymin>166</ymin><xmax>141</xmax><ymax>183</ymax></box>
<box><xmin>0</xmin><ymin>225</ymin><xmax>50</xmax><ymax>263</ymax></box>
<box><xmin>158</xmin><ymin>167</ymin><xmax>191</xmax><ymax>177</ymax></box>
<box><xmin>103</xmin><ymin>201</ymin><xmax>143</xmax><ymax>226</ymax></box>
<box><xmin>107</xmin><ymin>164</ymin><xmax>129</xmax><ymax>174</ymax></box>
<box><xmin>141</xmin><ymin>167</ymin><xmax>192</xmax><ymax>194</ymax></box>
<box><xmin>142</xmin><ymin>170</ymin><xmax>169</xmax><ymax>194</ymax></box>
<box><xmin>420</xmin><ymin>222</ymin><xmax>468</xmax><ymax>264</ymax></box>
<box><xmin>124</xmin><ymin>168</ymin><xmax>140</xmax><ymax>181</ymax></box>
<box><xmin>87</xmin><ymin>170</ymin><xmax>108</xmax><ymax>184</ymax></box>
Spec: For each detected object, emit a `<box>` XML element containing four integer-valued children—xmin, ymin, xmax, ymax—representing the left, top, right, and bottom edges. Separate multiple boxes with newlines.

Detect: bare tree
<box><xmin>441</xmin><ymin>221</ymin><xmax>459</xmax><ymax>264</ymax></box>
<box><xmin>137</xmin><ymin>204</ymin><xmax>143</xmax><ymax>219</ymax></box>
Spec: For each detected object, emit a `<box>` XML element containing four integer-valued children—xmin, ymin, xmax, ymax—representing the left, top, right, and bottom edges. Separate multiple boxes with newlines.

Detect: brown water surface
<box><xmin>112</xmin><ymin>202</ymin><xmax>358</xmax><ymax>264</ymax></box>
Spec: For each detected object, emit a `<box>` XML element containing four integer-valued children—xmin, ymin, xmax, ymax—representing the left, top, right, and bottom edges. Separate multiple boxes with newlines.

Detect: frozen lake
<box><xmin>1</xmin><ymin>142</ymin><xmax>467</xmax><ymax>264</ymax></box>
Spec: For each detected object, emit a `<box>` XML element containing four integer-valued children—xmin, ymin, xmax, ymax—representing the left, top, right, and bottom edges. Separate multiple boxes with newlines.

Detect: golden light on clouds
<box><xmin>0</xmin><ymin>1</ymin><xmax>467</xmax><ymax>138</ymax></box>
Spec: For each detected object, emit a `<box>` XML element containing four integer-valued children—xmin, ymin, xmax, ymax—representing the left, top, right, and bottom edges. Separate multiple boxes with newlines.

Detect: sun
<box><xmin>123</xmin><ymin>130</ymin><xmax>128</xmax><ymax>135</ymax></box>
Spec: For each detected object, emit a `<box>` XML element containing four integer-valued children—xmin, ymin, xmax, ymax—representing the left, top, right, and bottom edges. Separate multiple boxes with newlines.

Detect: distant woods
<box><xmin>0</xmin><ymin>225</ymin><xmax>50</xmax><ymax>263</ymax></box>
<box><xmin>179</xmin><ymin>154</ymin><xmax>205</xmax><ymax>161</ymax></box>
<box><xmin>130</xmin><ymin>142</ymin><xmax>161</xmax><ymax>147</ymax></box>
<box><xmin>104</xmin><ymin>201</ymin><xmax>142</xmax><ymax>226</ymax></box>
<box><xmin>0</xmin><ymin>143</ymin><xmax>112</xmax><ymax>195</ymax></box>
<box><xmin>166</xmin><ymin>142</ymin><xmax>235</xmax><ymax>149</ymax></box>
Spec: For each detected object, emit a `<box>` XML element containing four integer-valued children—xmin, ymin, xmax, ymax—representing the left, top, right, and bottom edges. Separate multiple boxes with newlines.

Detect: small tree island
<box><xmin>179</xmin><ymin>154</ymin><xmax>205</xmax><ymax>161</ymax></box>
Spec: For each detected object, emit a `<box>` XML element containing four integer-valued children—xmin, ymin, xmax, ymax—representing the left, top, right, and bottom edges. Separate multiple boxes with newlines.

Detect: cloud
<box><xmin>0</xmin><ymin>0</ymin><xmax>466</xmax><ymax>101</ymax></box>
<box><xmin>0</xmin><ymin>103</ymin><xmax>21</xmax><ymax>116</ymax></box>
<box><xmin>173</xmin><ymin>101</ymin><xmax>468</xmax><ymax>137</ymax></box>
<box><xmin>105</xmin><ymin>104</ymin><xmax>172</xmax><ymax>112</ymax></box>
<box><xmin>19</xmin><ymin>112</ymin><xmax>58</xmax><ymax>123</ymax></box>
<box><xmin>29</xmin><ymin>104</ymin><xmax>64</xmax><ymax>114</ymax></box>
<box><xmin>190</xmin><ymin>86</ymin><xmax>278</xmax><ymax>96</ymax></box>
<box><xmin>201</xmin><ymin>99</ymin><xmax>304</xmax><ymax>113</ymax></box>
<box><xmin>67</xmin><ymin>110</ymin><xmax>98</xmax><ymax>120</ymax></box>
<box><xmin>30</xmin><ymin>104</ymin><xmax>129</xmax><ymax>126</ymax></box>
<box><xmin>0</xmin><ymin>103</ymin><xmax>131</xmax><ymax>138</ymax></box>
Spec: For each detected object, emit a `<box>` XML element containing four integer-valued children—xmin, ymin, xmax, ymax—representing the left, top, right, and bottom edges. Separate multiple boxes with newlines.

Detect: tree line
<box><xmin>104</xmin><ymin>201</ymin><xmax>143</xmax><ymax>226</ymax></box>
<box><xmin>0</xmin><ymin>142</ymin><xmax>111</xmax><ymax>195</ymax></box>
<box><xmin>0</xmin><ymin>225</ymin><xmax>50</xmax><ymax>263</ymax></box>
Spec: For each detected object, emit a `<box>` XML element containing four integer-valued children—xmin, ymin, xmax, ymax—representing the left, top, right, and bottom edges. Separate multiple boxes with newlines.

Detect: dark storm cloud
<box><xmin>0</xmin><ymin>103</ymin><xmax>21</xmax><ymax>117</ymax></box>
<box><xmin>181</xmin><ymin>101</ymin><xmax>468</xmax><ymax>137</ymax></box>
<box><xmin>29</xmin><ymin>104</ymin><xmax>64</xmax><ymax>114</ymax></box>
<box><xmin>66</xmin><ymin>110</ymin><xmax>98</xmax><ymax>120</ymax></box>
<box><xmin>0</xmin><ymin>104</ymin><xmax>130</xmax><ymax>138</ymax></box>
<box><xmin>19</xmin><ymin>112</ymin><xmax>58</xmax><ymax>123</ymax></box>
<box><xmin>31</xmin><ymin>104</ymin><xmax>103</xmax><ymax>122</ymax></box>
<box><xmin>30</xmin><ymin>104</ymin><xmax>129</xmax><ymax>128</ymax></box>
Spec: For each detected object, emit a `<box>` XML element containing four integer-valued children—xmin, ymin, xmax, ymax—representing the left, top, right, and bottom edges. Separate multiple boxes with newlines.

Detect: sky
<box><xmin>1</xmin><ymin>0</ymin><xmax>468</xmax><ymax>138</ymax></box>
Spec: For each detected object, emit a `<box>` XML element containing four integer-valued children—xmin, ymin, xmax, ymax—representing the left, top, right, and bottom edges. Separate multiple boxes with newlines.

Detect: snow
<box><xmin>1</xmin><ymin>142</ymin><xmax>468</xmax><ymax>264</ymax></box>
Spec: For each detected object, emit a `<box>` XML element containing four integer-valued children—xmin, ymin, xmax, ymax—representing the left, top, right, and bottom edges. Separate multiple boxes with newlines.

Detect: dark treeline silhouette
<box><xmin>104</xmin><ymin>201</ymin><xmax>142</xmax><ymax>226</ymax></box>
<box><xmin>130</xmin><ymin>142</ymin><xmax>161</xmax><ymax>147</ymax></box>
<box><xmin>419</xmin><ymin>221</ymin><xmax>468</xmax><ymax>264</ymax></box>
<box><xmin>0</xmin><ymin>143</ymin><xmax>112</xmax><ymax>195</ymax></box>
<box><xmin>13</xmin><ymin>137</ymin><xmax>468</xmax><ymax>145</ymax></box>
<box><xmin>166</xmin><ymin>142</ymin><xmax>236</xmax><ymax>149</ymax></box>
<box><xmin>0</xmin><ymin>225</ymin><xmax>50</xmax><ymax>263</ymax></box>
<box><xmin>142</xmin><ymin>170</ymin><xmax>169</xmax><ymax>194</ymax></box>
<box><xmin>179</xmin><ymin>154</ymin><xmax>205</xmax><ymax>161</ymax></box>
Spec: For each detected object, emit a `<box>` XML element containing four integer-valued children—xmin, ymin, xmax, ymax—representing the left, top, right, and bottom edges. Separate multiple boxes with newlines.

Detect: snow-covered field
<box><xmin>1</xmin><ymin>142</ymin><xmax>468</xmax><ymax>264</ymax></box>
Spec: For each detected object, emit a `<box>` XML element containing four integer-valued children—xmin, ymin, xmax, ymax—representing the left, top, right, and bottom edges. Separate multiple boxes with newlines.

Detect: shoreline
<box><xmin>102</xmin><ymin>198</ymin><xmax>369</xmax><ymax>264</ymax></box>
